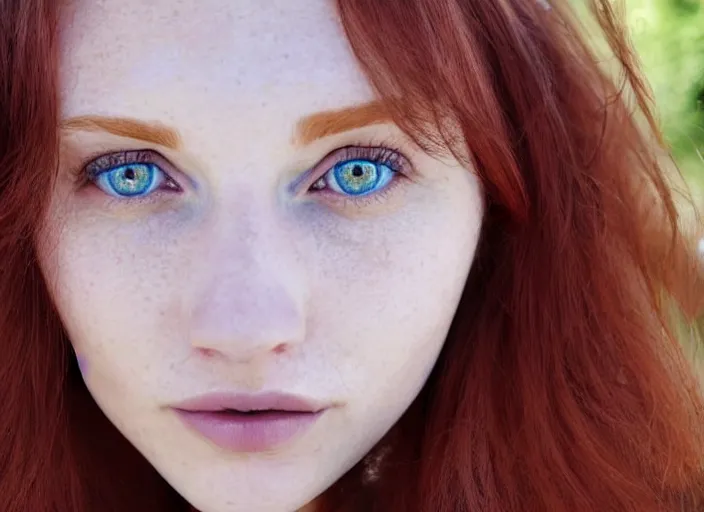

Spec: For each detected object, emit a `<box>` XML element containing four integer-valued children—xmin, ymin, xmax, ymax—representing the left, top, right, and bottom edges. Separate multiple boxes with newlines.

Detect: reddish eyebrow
<box><xmin>61</xmin><ymin>116</ymin><xmax>183</xmax><ymax>149</ymax></box>
<box><xmin>61</xmin><ymin>102</ymin><xmax>392</xmax><ymax>148</ymax></box>
<box><xmin>294</xmin><ymin>102</ymin><xmax>392</xmax><ymax>144</ymax></box>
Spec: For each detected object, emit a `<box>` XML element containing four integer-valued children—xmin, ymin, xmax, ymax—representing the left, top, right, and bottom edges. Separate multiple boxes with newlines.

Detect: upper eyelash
<box><xmin>83</xmin><ymin>149</ymin><xmax>165</xmax><ymax>180</ymax></box>
<box><xmin>68</xmin><ymin>148</ymin><xmax>167</xmax><ymax>188</ymax></box>
<box><xmin>307</xmin><ymin>133</ymin><xmax>416</xmax><ymax>186</ymax></box>
<box><xmin>326</xmin><ymin>145</ymin><xmax>407</xmax><ymax>175</ymax></box>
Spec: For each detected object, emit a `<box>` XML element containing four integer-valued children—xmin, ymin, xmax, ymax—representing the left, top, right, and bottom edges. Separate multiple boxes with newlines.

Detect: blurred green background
<box><xmin>626</xmin><ymin>0</ymin><xmax>704</xmax><ymax>197</ymax></box>
<box><xmin>623</xmin><ymin>0</ymin><xmax>704</xmax><ymax>359</ymax></box>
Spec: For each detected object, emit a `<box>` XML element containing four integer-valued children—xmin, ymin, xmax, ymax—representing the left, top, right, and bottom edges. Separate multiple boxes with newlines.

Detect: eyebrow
<box><xmin>61</xmin><ymin>116</ymin><xmax>183</xmax><ymax>150</ymax></box>
<box><xmin>294</xmin><ymin>102</ymin><xmax>391</xmax><ymax>144</ymax></box>
<box><xmin>60</xmin><ymin>101</ymin><xmax>392</xmax><ymax>149</ymax></box>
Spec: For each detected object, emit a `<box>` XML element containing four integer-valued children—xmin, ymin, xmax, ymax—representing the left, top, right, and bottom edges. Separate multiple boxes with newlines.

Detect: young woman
<box><xmin>1</xmin><ymin>0</ymin><xmax>703</xmax><ymax>511</ymax></box>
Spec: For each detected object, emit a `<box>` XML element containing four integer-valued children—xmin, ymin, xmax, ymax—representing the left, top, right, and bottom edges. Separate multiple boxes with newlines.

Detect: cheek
<box><xmin>37</xmin><ymin>216</ymin><xmax>185</xmax><ymax>397</ymax></box>
<box><xmin>308</xmin><ymin>191</ymin><xmax>482</xmax><ymax>411</ymax></box>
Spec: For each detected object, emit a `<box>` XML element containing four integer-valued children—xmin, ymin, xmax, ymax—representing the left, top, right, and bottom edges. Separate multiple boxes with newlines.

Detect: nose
<box><xmin>186</xmin><ymin>205</ymin><xmax>308</xmax><ymax>364</ymax></box>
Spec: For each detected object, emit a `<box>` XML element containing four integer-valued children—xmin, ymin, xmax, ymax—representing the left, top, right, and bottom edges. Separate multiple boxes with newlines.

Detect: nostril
<box><xmin>272</xmin><ymin>343</ymin><xmax>289</xmax><ymax>355</ymax></box>
<box><xmin>198</xmin><ymin>347</ymin><xmax>218</xmax><ymax>358</ymax></box>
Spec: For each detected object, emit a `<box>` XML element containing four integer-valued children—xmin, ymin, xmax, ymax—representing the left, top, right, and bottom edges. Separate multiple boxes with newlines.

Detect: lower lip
<box><xmin>174</xmin><ymin>409</ymin><xmax>324</xmax><ymax>452</ymax></box>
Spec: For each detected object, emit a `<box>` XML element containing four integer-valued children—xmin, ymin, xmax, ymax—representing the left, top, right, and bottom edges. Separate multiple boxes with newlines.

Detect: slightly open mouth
<box><xmin>212</xmin><ymin>409</ymin><xmax>313</xmax><ymax>418</ymax></box>
<box><xmin>174</xmin><ymin>407</ymin><xmax>324</xmax><ymax>452</ymax></box>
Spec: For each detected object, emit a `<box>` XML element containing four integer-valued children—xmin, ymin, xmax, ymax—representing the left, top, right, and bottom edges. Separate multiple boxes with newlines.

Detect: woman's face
<box><xmin>38</xmin><ymin>1</ymin><xmax>483</xmax><ymax>510</ymax></box>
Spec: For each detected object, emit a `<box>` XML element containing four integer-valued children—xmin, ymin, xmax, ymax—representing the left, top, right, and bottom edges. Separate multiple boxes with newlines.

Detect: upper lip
<box><xmin>171</xmin><ymin>391</ymin><xmax>327</xmax><ymax>413</ymax></box>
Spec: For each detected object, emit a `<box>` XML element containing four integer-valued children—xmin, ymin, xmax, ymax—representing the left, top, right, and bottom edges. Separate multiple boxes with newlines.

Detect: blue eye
<box><xmin>318</xmin><ymin>158</ymin><xmax>396</xmax><ymax>197</ymax></box>
<box><xmin>93</xmin><ymin>162</ymin><xmax>164</xmax><ymax>198</ymax></box>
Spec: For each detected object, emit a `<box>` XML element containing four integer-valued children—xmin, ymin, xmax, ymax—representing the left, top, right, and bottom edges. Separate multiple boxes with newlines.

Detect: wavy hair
<box><xmin>1</xmin><ymin>1</ymin><xmax>703</xmax><ymax>511</ymax></box>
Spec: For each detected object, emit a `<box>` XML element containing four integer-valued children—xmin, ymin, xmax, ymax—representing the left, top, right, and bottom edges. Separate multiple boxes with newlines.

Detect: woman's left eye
<box><xmin>310</xmin><ymin>147</ymin><xmax>406</xmax><ymax>199</ymax></box>
<box><xmin>312</xmin><ymin>159</ymin><xmax>395</xmax><ymax>197</ymax></box>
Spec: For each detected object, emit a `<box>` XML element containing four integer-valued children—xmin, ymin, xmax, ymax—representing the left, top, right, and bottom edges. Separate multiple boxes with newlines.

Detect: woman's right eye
<box><xmin>83</xmin><ymin>150</ymin><xmax>181</xmax><ymax>199</ymax></box>
<box><xmin>93</xmin><ymin>162</ymin><xmax>165</xmax><ymax>198</ymax></box>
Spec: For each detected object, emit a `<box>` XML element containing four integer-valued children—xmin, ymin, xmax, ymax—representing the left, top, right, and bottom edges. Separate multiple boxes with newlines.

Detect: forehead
<box><xmin>58</xmin><ymin>0</ymin><xmax>374</xmax><ymax>147</ymax></box>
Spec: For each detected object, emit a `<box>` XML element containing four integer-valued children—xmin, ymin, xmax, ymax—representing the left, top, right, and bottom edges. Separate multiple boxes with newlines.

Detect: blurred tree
<box><xmin>628</xmin><ymin>0</ymin><xmax>704</xmax><ymax>186</ymax></box>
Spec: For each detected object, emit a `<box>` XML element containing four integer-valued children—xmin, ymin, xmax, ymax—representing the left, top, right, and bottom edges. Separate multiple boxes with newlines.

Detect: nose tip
<box><xmin>184</xmin><ymin>201</ymin><xmax>309</xmax><ymax>364</ymax></box>
<box><xmin>187</xmin><ymin>281</ymin><xmax>307</xmax><ymax>364</ymax></box>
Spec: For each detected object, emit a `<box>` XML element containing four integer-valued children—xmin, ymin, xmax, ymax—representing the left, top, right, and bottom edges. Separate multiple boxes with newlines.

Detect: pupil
<box><xmin>352</xmin><ymin>165</ymin><xmax>364</xmax><ymax>177</ymax></box>
<box><xmin>124</xmin><ymin>168</ymin><xmax>136</xmax><ymax>180</ymax></box>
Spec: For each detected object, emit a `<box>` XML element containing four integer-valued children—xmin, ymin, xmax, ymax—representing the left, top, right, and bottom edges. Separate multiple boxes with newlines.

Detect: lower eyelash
<box><xmin>308</xmin><ymin>160</ymin><xmax>408</xmax><ymax>213</ymax></box>
<box><xmin>336</xmin><ymin>178</ymin><xmax>402</xmax><ymax>208</ymax></box>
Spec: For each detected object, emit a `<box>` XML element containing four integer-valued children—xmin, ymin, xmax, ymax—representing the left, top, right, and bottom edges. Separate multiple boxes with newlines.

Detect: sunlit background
<box><xmin>625</xmin><ymin>0</ymin><xmax>704</xmax><ymax>364</ymax></box>
<box><xmin>627</xmin><ymin>0</ymin><xmax>704</xmax><ymax>195</ymax></box>
<box><xmin>585</xmin><ymin>1</ymin><xmax>704</xmax><ymax>358</ymax></box>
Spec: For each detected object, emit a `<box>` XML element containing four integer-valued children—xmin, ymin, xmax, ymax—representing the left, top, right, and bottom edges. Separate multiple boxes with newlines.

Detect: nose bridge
<box><xmin>187</xmin><ymin>198</ymin><xmax>307</xmax><ymax>360</ymax></box>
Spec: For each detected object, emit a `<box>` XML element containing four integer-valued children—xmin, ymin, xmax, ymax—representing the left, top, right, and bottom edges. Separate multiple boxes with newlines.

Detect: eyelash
<box><xmin>73</xmin><ymin>143</ymin><xmax>413</xmax><ymax>208</ymax></box>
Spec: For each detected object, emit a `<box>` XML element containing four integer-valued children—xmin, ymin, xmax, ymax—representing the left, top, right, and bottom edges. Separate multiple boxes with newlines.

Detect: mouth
<box><xmin>171</xmin><ymin>392</ymin><xmax>328</xmax><ymax>452</ymax></box>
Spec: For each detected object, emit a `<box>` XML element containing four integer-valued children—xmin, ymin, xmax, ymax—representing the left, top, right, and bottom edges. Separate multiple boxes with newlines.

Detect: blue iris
<box><xmin>330</xmin><ymin>159</ymin><xmax>394</xmax><ymax>196</ymax></box>
<box><xmin>94</xmin><ymin>163</ymin><xmax>162</xmax><ymax>198</ymax></box>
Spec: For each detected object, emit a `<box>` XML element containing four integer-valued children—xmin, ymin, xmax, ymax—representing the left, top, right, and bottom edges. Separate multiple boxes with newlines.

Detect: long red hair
<box><xmin>1</xmin><ymin>1</ymin><xmax>703</xmax><ymax>511</ymax></box>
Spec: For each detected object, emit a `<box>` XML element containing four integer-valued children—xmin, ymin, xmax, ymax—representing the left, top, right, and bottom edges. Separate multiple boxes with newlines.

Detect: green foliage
<box><xmin>627</xmin><ymin>0</ymin><xmax>704</xmax><ymax>185</ymax></box>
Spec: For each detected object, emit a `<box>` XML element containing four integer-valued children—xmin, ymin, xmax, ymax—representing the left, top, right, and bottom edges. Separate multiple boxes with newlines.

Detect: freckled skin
<box><xmin>39</xmin><ymin>1</ymin><xmax>484</xmax><ymax>511</ymax></box>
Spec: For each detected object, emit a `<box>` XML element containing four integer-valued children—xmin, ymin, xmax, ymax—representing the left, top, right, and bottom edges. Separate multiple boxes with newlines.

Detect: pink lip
<box><xmin>172</xmin><ymin>392</ymin><xmax>327</xmax><ymax>452</ymax></box>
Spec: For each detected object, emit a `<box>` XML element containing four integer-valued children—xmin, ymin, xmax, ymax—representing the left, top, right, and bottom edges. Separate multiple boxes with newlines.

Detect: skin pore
<box><xmin>37</xmin><ymin>1</ymin><xmax>484</xmax><ymax>511</ymax></box>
